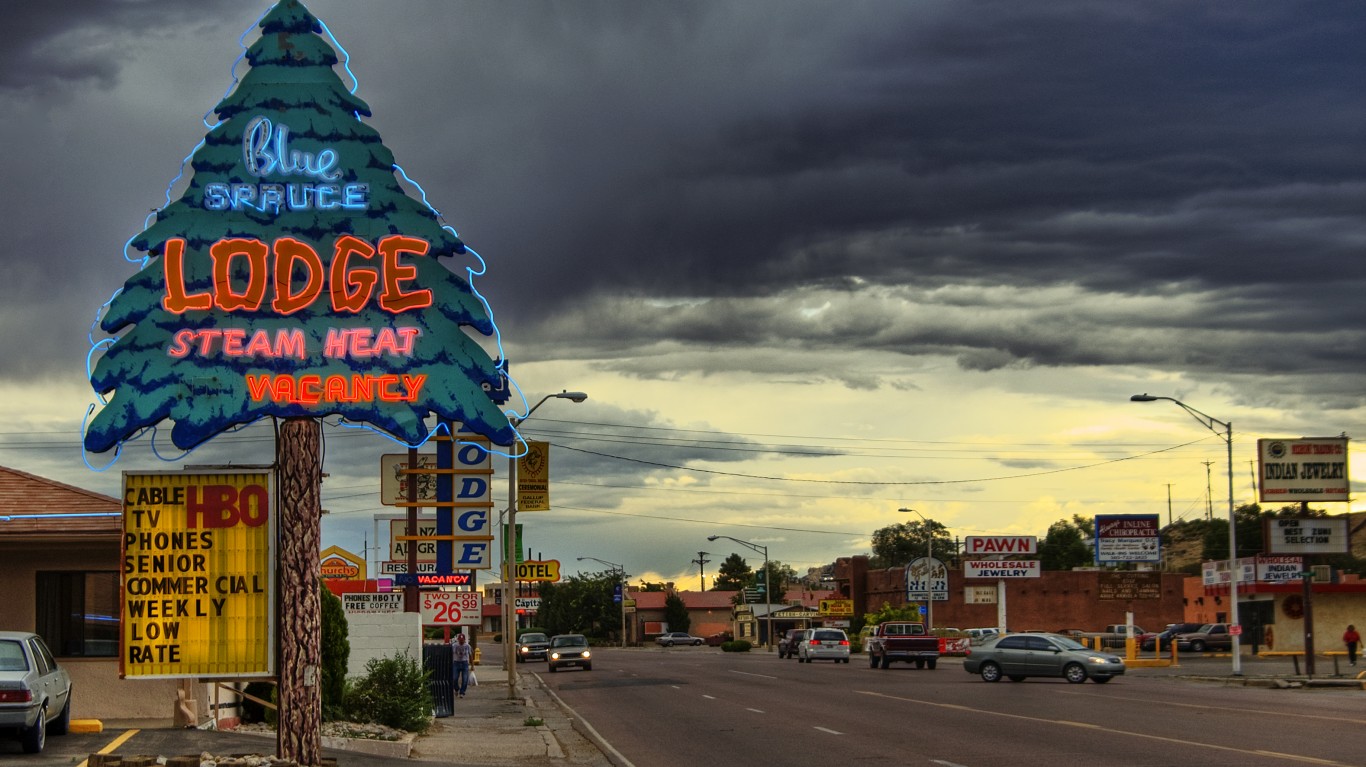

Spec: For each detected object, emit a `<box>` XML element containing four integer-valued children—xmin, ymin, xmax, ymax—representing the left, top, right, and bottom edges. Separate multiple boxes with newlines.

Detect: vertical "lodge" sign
<box><xmin>84</xmin><ymin>1</ymin><xmax>515</xmax><ymax>454</ymax></box>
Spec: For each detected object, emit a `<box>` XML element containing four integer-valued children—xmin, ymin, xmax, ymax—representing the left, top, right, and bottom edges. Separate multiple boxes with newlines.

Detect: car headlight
<box><xmin>550</xmin><ymin>652</ymin><xmax>561</xmax><ymax>660</ymax></box>
<box><xmin>582</xmin><ymin>650</ymin><xmax>591</xmax><ymax>658</ymax></box>
<box><xmin>520</xmin><ymin>646</ymin><xmax>529</xmax><ymax>653</ymax></box>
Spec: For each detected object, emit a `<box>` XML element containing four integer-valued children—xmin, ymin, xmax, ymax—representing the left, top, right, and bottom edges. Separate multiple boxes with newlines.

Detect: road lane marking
<box><xmin>728</xmin><ymin>669</ymin><xmax>779</xmax><ymax>680</ymax></box>
<box><xmin>855</xmin><ymin>690</ymin><xmax>1356</xmax><ymax>766</ymax></box>
<box><xmin>746</xmin><ymin>708</ymin><xmax>765</xmax><ymax>713</ymax></box>
<box><xmin>702</xmin><ymin>694</ymin><xmax>716</xmax><ymax>699</ymax></box>
<box><xmin>1058</xmin><ymin>689</ymin><xmax>1366</xmax><ymax>724</ymax></box>
<box><xmin>814</xmin><ymin>726</ymin><xmax>843</xmax><ymax>735</ymax></box>
<box><xmin>76</xmin><ymin>728</ymin><xmax>140</xmax><ymax>767</ymax></box>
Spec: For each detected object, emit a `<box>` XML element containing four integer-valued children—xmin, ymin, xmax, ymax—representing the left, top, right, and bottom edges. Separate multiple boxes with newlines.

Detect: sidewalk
<box><xmin>409</xmin><ymin>671</ymin><xmax>616</xmax><ymax>767</ymax></box>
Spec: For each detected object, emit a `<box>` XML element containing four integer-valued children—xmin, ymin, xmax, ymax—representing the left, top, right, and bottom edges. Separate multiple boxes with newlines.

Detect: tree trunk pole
<box><xmin>277</xmin><ymin>418</ymin><xmax>323</xmax><ymax>765</ymax></box>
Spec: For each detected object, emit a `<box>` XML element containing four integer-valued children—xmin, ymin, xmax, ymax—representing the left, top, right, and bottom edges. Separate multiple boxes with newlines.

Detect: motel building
<box><xmin>0</xmin><ymin>465</ymin><xmax>183</xmax><ymax>722</ymax></box>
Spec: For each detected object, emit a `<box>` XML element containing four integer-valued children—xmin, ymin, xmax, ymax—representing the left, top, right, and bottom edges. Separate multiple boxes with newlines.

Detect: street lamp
<box><xmin>578</xmin><ymin>556</ymin><xmax>627</xmax><ymax>648</ymax></box>
<box><xmin>1131</xmin><ymin>393</ymin><xmax>1241</xmax><ymax>675</ymax></box>
<box><xmin>707</xmin><ymin>535</ymin><xmax>771</xmax><ymax>650</ymax></box>
<box><xmin>504</xmin><ymin>390</ymin><xmax>587</xmax><ymax>698</ymax></box>
<box><xmin>898</xmin><ymin>508</ymin><xmax>935</xmax><ymax>631</ymax></box>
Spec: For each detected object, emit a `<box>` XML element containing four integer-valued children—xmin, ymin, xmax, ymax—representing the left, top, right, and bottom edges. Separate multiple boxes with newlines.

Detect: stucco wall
<box><xmin>343</xmin><ymin>610</ymin><xmax>422</xmax><ymax>678</ymax></box>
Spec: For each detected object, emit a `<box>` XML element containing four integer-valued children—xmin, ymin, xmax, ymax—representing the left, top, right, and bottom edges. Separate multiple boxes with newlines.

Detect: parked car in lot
<box><xmin>798</xmin><ymin>628</ymin><xmax>851</xmax><ymax>663</ymax></box>
<box><xmin>1176</xmin><ymin>623</ymin><xmax>1233</xmax><ymax>653</ymax></box>
<box><xmin>548</xmin><ymin>634</ymin><xmax>592</xmax><ymax>672</ymax></box>
<box><xmin>1140</xmin><ymin>622</ymin><xmax>1204</xmax><ymax>651</ymax></box>
<box><xmin>0</xmin><ymin>631</ymin><xmax>72</xmax><ymax>753</ymax></box>
<box><xmin>964</xmin><ymin>632</ymin><xmax>1125</xmax><ymax>684</ymax></box>
<box><xmin>965</xmin><ymin>627</ymin><xmax>1001</xmax><ymax>644</ymax></box>
<box><xmin>655</xmin><ymin>631</ymin><xmax>704</xmax><ymax>647</ymax></box>
<box><xmin>704</xmin><ymin>631</ymin><xmax>733</xmax><ymax>647</ymax></box>
<box><xmin>516</xmin><ymin>632</ymin><xmax>551</xmax><ymax>662</ymax></box>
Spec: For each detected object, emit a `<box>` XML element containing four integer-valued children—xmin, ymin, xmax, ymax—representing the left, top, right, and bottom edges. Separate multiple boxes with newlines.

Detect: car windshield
<box><xmin>521</xmin><ymin>634</ymin><xmax>548</xmax><ymax>644</ymax></box>
<box><xmin>552</xmin><ymin>635</ymin><xmax>587</xmax><ymax>648</ymax></box>
<box><xmin>1050</xmin><ymin>636</ymin><xmax>1089</xmax><ymax>651</ymax></box>
<box><xmin>0</xmin><ymin>640</ymin><xmax>28</xmax><ymax>671</ymax></box>
<box><xmin>1196</xmin><ymin>624</ymin><xmax>1214</xmax><ymax>633</ymax></box>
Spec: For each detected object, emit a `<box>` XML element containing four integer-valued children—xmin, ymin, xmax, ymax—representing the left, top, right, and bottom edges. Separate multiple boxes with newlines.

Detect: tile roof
<box><xmin>0</xmin><ymin>465</ymin><xmax>121</xmax><ymax>538</ymax></box>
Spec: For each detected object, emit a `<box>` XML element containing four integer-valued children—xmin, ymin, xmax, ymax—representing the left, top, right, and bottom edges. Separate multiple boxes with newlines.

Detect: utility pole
<box><xmin>691</xmin><ymin>551</ymin><xmax>711</xmax><ymax>591</ymax></box>
<box><xmin>1202</xmin><ymin>461</ymin><xmax>1215</xmax><ymax>520</ymax></box>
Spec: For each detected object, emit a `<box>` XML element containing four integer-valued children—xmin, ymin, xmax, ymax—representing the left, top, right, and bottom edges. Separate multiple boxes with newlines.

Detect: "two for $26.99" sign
<box><xmin>420</xmin><ymin>591</ymin><xmax>481</xmax><ymax>626</ymax></box>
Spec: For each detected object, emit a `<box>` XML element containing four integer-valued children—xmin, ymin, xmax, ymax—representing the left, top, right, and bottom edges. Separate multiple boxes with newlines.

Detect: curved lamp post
<box><xmin>1131</xmin><ymin>393</ymin><xmax>1241</xmax><ymax>675</ymax></box>
<box><xmin>578</xmin><ymin>556</ymin><xmax>628</xmax><ymax>648</ymax></box>
<box><xmin>708</xmin><ymin>535</ymin><xmax>770</xmax><ymax>649</ymax></box>
<box><xmin>898</xmin><ymin>507</ymin><xmax>935</xmax><ymax>630</ymax></box>
<box><xmin>504</xmin><ymin>390</ymin><xmax>587</xmax><ymax>698</ymax></box>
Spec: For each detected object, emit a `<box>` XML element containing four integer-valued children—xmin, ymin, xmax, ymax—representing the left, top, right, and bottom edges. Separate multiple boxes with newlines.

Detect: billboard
<box><xmin>517</xmin><ymin>441</ymin><xmax>551</xmax><ymax>511</ymax></box>
<box><xmin>1258</xmin><ymin>438</ymin><xmax>1350</xmax><ymax>503</ymax></box>
<box><xmin>963</xmin><ymin>559</ymin><xmax>1040</xmax><ymax>579</ymax></box>
<box><xmin>905</xmin><ymin>556</ymin><xmax>949</xmax><ymax>601</ymax></box>
<box><xmin>420</xmin><ymin>591</ymin><xmax>481</xmax><ymax>626</ymax></box>
<box><xmin>1094</xmin><ymin>514</ymin><xmax>1161</xmax><ymax>563</ymax></box>
<box><xmin>963</xmin><ymin>536</ymin><xmax>1037</xmax><ymax>556</ymax></box>
<box><xmin>121</xmin><ymin>470</ymin><xmax>275</xmax><ymax>679</ymax></box>
<box><xmin>1264</xmin><ymin>517</ymin><xmax>1350</xmax><ymax>555</ymax></box>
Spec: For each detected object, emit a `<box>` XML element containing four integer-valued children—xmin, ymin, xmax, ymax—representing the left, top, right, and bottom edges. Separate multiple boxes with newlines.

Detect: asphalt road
<box><xmin>537</xmin><ymin>647</ymin><xmax>1366</xmax><ymax>767</ymax></box>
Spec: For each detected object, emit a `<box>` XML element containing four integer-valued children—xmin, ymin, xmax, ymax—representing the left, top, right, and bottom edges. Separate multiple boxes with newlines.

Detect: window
<box><xmin>997</xmin><ymin>636</ymin><xmax>1028</xmax><ymax>650</ymax></box>
<box><xmin>36</xmin><ymin>571</ymin><xmax>119</xmax><ymax>657</ymax></box>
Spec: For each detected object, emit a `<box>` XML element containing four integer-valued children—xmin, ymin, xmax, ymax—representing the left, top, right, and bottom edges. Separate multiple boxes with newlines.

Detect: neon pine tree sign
<box><xmin>85</xmin><ymin>1</ymin><xmax>516</xmax><ymax>454</ymax></box>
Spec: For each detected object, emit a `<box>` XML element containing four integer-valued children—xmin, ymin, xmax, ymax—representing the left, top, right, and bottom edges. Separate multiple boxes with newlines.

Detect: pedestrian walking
<box><xmin>1344</xmin><ymin>624</ymin><xmax>1360</xmax><ymax>666</ymax></box>
<box><xmin>452</xmin><ymin>632</ymin><xmax>473</xmax><ymax>697</ymax></box>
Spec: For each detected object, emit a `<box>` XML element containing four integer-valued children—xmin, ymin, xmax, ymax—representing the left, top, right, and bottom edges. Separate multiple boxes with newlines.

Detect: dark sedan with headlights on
<box><xmin>964</xmin><ymin>633</ymin><xmax>1125</xmax><ymax>684</ymax></box>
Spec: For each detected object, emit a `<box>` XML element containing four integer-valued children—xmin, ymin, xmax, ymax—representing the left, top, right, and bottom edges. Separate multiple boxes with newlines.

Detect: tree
<box><xmin>1038</xmin><ymin>515</ymin><xmax>1094</xmax><ymax>571</ymax></box>
<box><xmin>757</xmin><ymin>560</ymin><xmax>800</xmax><ymax>601</ymax></box>
<box><xmin>870</xmin><ymin>520</ymin><xmax>953</xmax><ymax>569</ymax></box>
<box><xmin>537</xmin><ymin>569</ymin><xmax>625</xmax><ymax>640</ymax></box>
<box><xmin>663</xmin><ymin>592</ymin><xmax>690</xmax><ymax>633</ymax></box>
<box><xmin>319</xmin><ymin>582</ymin><xmax>350</xmax><ymax>720</ymax></box>
<box><xmin>1201</xmin><ymin>503</ymin><xmax>1265</xmax><ymax>561</ymax></box>
<box><xmin>712</xmin><ymin>553</ymin><xmax>752</xmax><ymax>591</ymax></box>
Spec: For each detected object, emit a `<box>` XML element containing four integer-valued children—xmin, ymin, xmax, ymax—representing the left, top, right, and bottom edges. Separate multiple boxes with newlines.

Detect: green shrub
<box><xmin>240</xmin><ymin>681</ymin><xmax>276</xmax><ymax>725</ymax></box>
<box><xmin>720</xmin><ymin>640</ymin><xmax>752</xmax><ymax>652</ymax></box>
<box><xmin>343</xmin><ymin>650</ymin><xmax>431</xmax><ymax>732</ymax></box>
<box><xmin>320</xmin><ymin>585</ymin><xmax>350</xmax><ymax>721</ymax></box>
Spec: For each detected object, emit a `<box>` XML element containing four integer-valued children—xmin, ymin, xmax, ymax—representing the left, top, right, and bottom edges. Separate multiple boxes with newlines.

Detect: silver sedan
<box><xmin>963</xmin><ymin>633</ymin><xmax>1125</xmax><ymax>684</ymax></box>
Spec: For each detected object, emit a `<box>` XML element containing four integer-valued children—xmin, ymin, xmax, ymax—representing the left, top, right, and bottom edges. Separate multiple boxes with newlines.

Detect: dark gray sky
<box><xmin>1</xmin><ymin>1</ymin><xmax>1362</xmax><ymax>583</ymax></box>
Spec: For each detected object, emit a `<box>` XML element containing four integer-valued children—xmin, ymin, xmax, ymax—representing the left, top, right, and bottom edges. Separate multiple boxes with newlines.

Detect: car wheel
<box><xmin>21</xmin><ymin>705</ymin><xmax>46</xmax><ymax>753</ymax></box>
<box><xmin>915</xmin><ymin>660</ymin><xmax>925</xmax><ymax>669</ymax></box>
<box><xmin>585</xmin><ymin>663</ymin><xmax>592</xmax><ymax>671</ymax></box>
<box><xmin>49</xmin><ymin>693</ymin><xmax>71</xmax><ymax>736</ymax></box>
<box><xmin>693</xmin><ymin>640</ymin><xmax>702</xmax><ymax>646</ymax></box>
<box><xmin>1190</xmin><ymin>640</ymin><xmax>1206</xmax><ymax>653</ymax></box>
<box><xmin>549</xmin><ymin>664</ymin><xmax>558</xmax><ymax>673</ymax></box>
<box><xmin>1008</xmin><ymin>675</ymin><xmax>1027</xmax><ymax>682</ymax></box>
<box><xmin>880</xmin><ymin>654</ymin><xmax>891</xmax><ymax>669</ymax></box>
<box><xmin>1092</xmin><ymin>676</ymin><xmax>1112</xmax><ymax>684</ymax></box>
<box><xmin>1064</xmin><ymin>663</ymin><xmax>1088</xmax><ymax>684</ymax></box>
<box><xmin>980</xmin><ymin>662</ymin><xmax>1002</xmax><ymax>683</ymax></box>
<box><xmin>869</xmin><ymin>653</ymin><xmax>879</xmax><ymax>668</ymax></box>
<box><xmin>927</xmin><ymin>658</ymin><xmax>938</xmax><ymax>670</ymax></box>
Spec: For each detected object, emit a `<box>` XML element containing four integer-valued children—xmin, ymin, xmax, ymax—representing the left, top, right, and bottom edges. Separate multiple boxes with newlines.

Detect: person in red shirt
<box><xmin>1344</xmin><ymin>625</ymin><xmax>1360</xmax><ymax>666</ymax></box>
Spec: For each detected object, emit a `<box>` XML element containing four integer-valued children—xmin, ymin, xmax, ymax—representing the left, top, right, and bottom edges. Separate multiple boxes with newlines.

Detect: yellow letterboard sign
<box><xmin>121</xmin><ymin>471</ymin><xmax>276</xmax><ymax>679</ymax></box>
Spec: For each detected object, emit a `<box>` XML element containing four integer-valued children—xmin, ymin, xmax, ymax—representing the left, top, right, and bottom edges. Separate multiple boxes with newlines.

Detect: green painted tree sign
<box><xmin>85</xmin><ymin>0</ymin><xmax>515</xmax><ymax>453</ymax></box>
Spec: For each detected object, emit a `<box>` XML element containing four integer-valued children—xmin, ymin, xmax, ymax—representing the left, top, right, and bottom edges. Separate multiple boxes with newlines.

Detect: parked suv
<box><xmin>798</xmin><ymin>628</ymin><xmax>851</xmax><ymax>663</ymax></box>
<box><xmin>1140</xmin><ymin>622</ymin><xmax>1204</xmax><ymax>651</ymax></box>
<box><xmin>1176</xmin><ymin>623</ymin><xmax>1234</xmax><ymax>653</ymax></box>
